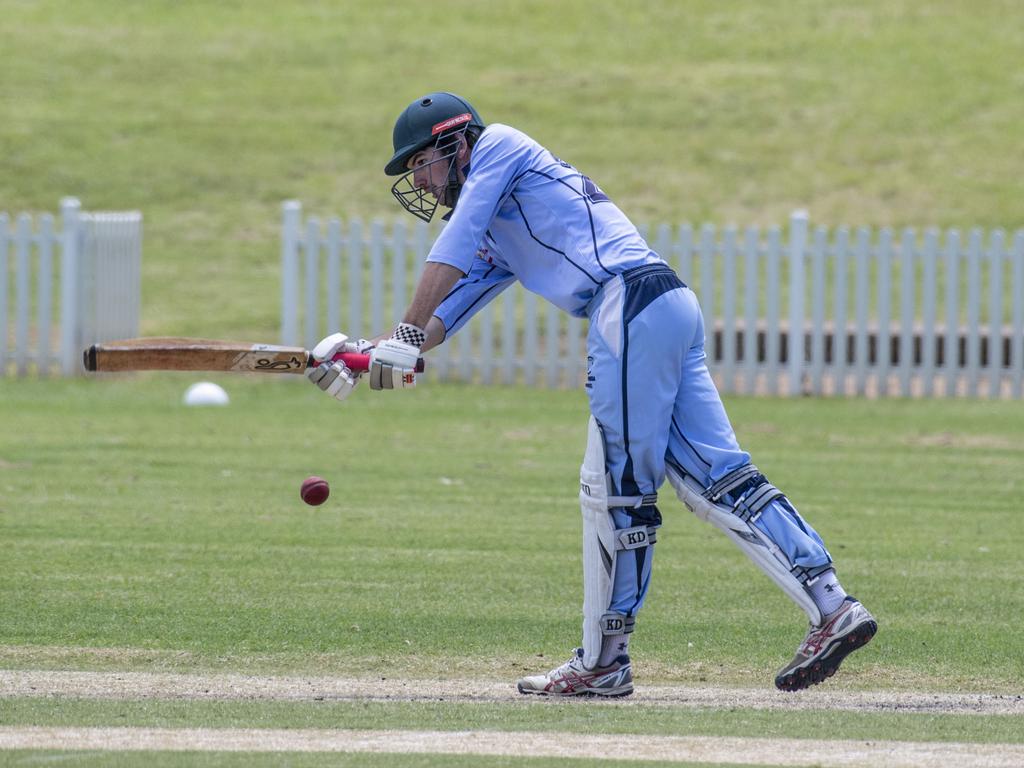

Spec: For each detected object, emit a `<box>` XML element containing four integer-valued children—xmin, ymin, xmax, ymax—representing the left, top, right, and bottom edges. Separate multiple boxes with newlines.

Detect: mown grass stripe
<box><xmin>3</xmin><ymin>726</ymin><xmax>1024</xmax><ymax>767</ymax></box>
<box><xmin>3</xmin><ymin>696</ymin><xmax>1022</xmax><ymax>748</ymax></box>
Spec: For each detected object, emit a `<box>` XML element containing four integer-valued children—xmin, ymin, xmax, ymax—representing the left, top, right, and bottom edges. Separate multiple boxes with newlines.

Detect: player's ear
<box><xmin>456</xmin><ymin>133</ymin><xmax>472</xmax><ymax>164</ymax></box>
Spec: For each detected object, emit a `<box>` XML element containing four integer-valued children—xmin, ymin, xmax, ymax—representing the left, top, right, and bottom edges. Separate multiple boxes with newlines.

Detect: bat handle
<box><xmin>329</xmin><ymin>351</ymin><xmax>426</xmax><ymax>373</ymax></box>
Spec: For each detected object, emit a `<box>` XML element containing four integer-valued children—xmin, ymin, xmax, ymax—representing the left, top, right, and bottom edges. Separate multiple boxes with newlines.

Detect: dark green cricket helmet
<box><xmin>384</xmin><ymin>92</ymin><xmax>485</xmax><ymax>176</ymax></box>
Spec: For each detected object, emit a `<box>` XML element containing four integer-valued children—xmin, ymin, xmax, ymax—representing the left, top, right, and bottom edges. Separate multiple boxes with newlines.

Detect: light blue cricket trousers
<box><xmin>585</xmin><ymin>263</ymin><xmax>833</xmax><ymax>620</ymax></box>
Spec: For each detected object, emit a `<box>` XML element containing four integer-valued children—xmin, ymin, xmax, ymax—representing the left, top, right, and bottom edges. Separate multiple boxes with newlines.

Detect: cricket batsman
<box><xmin>307</xmin><ymin>92</ymin><xmax>877</xmax><ymax>695</ymax></box>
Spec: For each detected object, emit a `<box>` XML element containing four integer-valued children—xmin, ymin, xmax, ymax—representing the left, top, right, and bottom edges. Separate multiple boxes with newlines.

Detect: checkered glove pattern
<box><xmin>392</xmin><ymin>322</ymin><xmax>426</xmax><ymax>348</ymax></box>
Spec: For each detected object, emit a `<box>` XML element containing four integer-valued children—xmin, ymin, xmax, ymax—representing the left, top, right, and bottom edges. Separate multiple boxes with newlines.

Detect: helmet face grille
<box><xmin>389</xmin><ymin>129</ymin><xmax>465</xmax><ymax>222</ymax></box>
<box><xmin>391</xmin><ymin>173</ymin><xmax>438</xmax><ymax>223</ymax></box>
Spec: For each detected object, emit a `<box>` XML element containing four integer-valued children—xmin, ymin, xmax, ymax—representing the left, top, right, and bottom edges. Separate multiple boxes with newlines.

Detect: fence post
<box><xmin>37</xmin><ymin>214</ymin><xmax>55</xmax><ymax>376</ymax></box>
<box><xmin>326</xmin><ymin>218</ymin><xmax>342</xmax><ymax>335</ymax></box>
<box><xmin>1012</xmin><ymin>230</ymin><xmax>1024</xmax><ymax>399</ymax></box>
<box><xmin>876</xmin><ymin>228</ymin><xmax>893</xmax><ymax>396</ymax></box>
<box><xmin>0</xmin><ymin>212</ymin><xmax>8</xmax><ymax>373</ymax></box>
<box><xmin>303</xmin><ymin>216</ymin><xmax>321</xmax><ymax>349</ymax></box>
<box><xmin>347</xmin><ymin>219</ymin><xmax>364</xmax><ymax>341</ymax></box>
<box><xmin>965</xmin><ymin>229</ymin><xmax>982</xmax><ymax>397</ymax></box>
<box><xmin>60</xmin><ymin>197</ymin><xmax>82</xmax><ymax>375</ymax></box>
<box><xmin>370</xmin><ymin>219</ymin><xmax>384</xmax><ymax>335</ymax></box>
<box><xmin>15</xmin><ymin>214</ymin><xmax>32</xmax><ymax>376</ymax></box>
<box><xmin>741</xmin><ymin>227</ymin><xmax>759</xmax><ymax>394</ymax></box>
<box><xmin>787</xmin><ymin>210</ymin><xmax>808</xmax><ymax>396</ymax></box>
<box><xmin>920</xmin><ymin>229</ymin><xmax>938</xmax><ymax>397</ymax></box>
<box><xmin>986</xmin><ymin>230</ymin><xmax>1005</xmax><ymax>398</ymax></box>
<box><xmin>943</xmin><ymin>230</ymin><xmax>960</xmax><ymax>397</ymax></box>
<box><xmin>832</xmin><ymin>227</ymin><xmax>850</xmax><ymax>395</ymax></box>
<box><xmin>281</xmin><ymin>200</ymin><xmax>301</xmax><ymax>346</ymax></box>
<box><xmin>809</xmin><ymin>225</ymin><xmax>827</xmax><ymax>396</ymax></box>
<box><xmin>766</xmin><ymin>226</ymin><xmax>782</xmax><ymax>395</ymax></box>
<box><xmin>898</xmin><ymin>228</ymin><xmax>916</xmax><ymax>397</ymax></box>
<box><xmin>721</xmin><ymin>225</ymin><xmax>737</xmax><ymax>393</ymax></box>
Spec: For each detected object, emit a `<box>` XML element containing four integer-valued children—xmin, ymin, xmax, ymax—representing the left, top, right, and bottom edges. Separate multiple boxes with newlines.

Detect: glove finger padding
<box><xmin>325</xmin><ymin>362</ymin><xmax>359</xmax><ymax>399</ymax></box>
<box><xmin>306</xmin><ymin>364</ymin><xmax>329</xmax><ymax>386</ymax></box>
<box><xmin>368</xmin><ymin>361</ymin><xmax>416</xmax><ymax>390</ymax></box>
<box><xmin>306</xmin><ymin>360</ymin><xmax>359</xmax><ymax>401</ymax></box>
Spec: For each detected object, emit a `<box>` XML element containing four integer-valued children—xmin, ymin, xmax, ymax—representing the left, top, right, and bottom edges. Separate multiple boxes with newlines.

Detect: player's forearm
<box><xmin>422</xmin><ymin>316</ymin><xmax>447</xmax><ymax>353</ymax></box>
<box><xmin>402</xmin><ymin>262</ymin><xmax>464</xmax><ymax>332</ymax></box>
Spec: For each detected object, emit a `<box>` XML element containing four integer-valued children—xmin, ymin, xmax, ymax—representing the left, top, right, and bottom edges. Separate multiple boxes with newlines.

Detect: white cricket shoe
<box><xmin>775</xmin><ymin>596</ymin><xmax>877</xmax><ymax>691</ymax></box>
<box><xmin>517</xmin><ymin>648</ymin><xmax>633</xmax><ymax>697</ymax></box>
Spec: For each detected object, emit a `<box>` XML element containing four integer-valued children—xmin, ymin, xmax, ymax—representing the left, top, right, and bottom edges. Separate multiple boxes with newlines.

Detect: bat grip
<box><xmin>330</xmin><ymin>351</ymin><xmax>426</xmax><ymax>373</ymax></box>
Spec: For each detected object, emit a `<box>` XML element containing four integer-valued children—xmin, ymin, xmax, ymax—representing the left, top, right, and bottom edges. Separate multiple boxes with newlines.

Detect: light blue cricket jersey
<box><xmin>429</xmin><ymin>124</ymin><xmax>664</xmax><ymax>335</ymax></box>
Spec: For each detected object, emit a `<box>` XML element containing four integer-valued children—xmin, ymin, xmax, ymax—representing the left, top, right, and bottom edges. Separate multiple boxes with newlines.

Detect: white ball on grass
<box><xmin>183</xmin><ymin>381</ymin><xmax>230</xmax><ymax>406</ymax></box>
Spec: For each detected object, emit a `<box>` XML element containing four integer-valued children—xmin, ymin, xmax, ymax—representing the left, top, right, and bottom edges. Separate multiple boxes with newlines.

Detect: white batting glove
<box><xmin>369</xmin><ymin>323</ymin><xmax>423</xmax><ymax>390</ymax></box>
<box><xmin>306</xmin><ymin>332</ymin><xmax>374</xmax><ymax>402</ymax></box>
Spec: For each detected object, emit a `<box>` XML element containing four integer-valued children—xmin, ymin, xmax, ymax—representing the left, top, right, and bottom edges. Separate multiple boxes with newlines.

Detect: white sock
<box><xmin>809</xmin><ymin>569</ymin><xmax>848</xmax><ymax>617</ymax></box>
<box><xmin>598</xmin><ymin>634</ymin><xmax>630</xmax><ymax>666</ymax></box>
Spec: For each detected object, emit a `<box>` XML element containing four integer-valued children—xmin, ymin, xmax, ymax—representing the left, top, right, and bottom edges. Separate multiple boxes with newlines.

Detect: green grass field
<box><xmin>1</xmin><ymin>378</ymin><xmax>1022</xmax><ymax>765</ymax></box>
<box><xmin>3</xmin><ymin>0</ymin><xmax>1023</xmax><ymax>340</ymax></box>
<box><xmin>3</xmin><ymin>377</ymin><xmax>1023</xmax><ymax>688</ymax></box>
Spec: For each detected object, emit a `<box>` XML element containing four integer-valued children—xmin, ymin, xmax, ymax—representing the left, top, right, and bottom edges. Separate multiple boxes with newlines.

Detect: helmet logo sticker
<box><xmin>431</xmin><ymin>113</ymin><xmax>472</xmax><ymax>135</ymax></box>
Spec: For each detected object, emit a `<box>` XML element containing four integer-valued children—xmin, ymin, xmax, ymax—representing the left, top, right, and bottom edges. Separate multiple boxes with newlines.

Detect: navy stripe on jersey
<box><xmin>670</xmin><ymin>416</ymin><xmax>714</xmax><ymax>472</ymax></box>
<box><xmin>440</xmin><ymin>264</ymin><xmax>500</xmax><ymax>303</ymax></box>
<box><xmin>618</xmin><ymin>264</ymin><xmax>687</xmax><ymax>502</ymax></box>
<box><xmin>631</xmin><ymin>546</ymin><xmax>647</xmax><ymax>615</ymax></box>
<box><xmin>525</xmin><ymin>170</ymin><xmax>617</xmax><ymax>279</ymax></box>
<box><xmin>614</xmin><ymin>319</ymin><xmax>638</xmax><ymax>495</ymax></box>
<box><xmin>510</xmin><ymin>193</ymin><xmax>602</xmax><ymax>286</ymax></box>
<box><xmin>448</xmin><ymin>280</ymin><xmax>509</xmax><ymax>330</ymax></box>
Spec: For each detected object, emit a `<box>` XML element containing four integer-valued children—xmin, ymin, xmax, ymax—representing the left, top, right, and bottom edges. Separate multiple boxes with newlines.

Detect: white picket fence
<box><xmin>1</xmin><ymin>198</ymin><xmax>143</xmax><ymax>377</ymax></box>
<box><xmin>281</xmin><ymin>201</ymin><xmax>1024</xmax><ymax>399</ymax></box>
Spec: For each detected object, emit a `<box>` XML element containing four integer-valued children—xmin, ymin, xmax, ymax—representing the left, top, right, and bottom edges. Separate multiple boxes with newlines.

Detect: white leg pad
<box><xmin>665</xmin><ymin>463</ymin><xmax>822</xmax><ymax>625</ymax></box>
<box><xmin>580</xmin><ymin>416</ymin><xmax>618</xmax><ymax>670</ymax></box>
<box><xmin>580</xmin><ymin>417</ymin><xmax>659</xmax><ymax>669</ymax></box>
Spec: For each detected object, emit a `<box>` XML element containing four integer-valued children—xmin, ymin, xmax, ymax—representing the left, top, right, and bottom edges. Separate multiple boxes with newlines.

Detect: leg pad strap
<box><xmin>598</xmin><ymin>612</ymin><xmax>636</xmax><ymax>636</ymax></box>
<box><xmin>666</xmin><ymin>461</ymin><xmax>823</xmax><ymax>625</ymax></box>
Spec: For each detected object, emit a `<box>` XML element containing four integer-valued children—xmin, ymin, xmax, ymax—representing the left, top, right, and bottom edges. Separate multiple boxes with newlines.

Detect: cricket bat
<box><xmin>82</xmin><ymin>337</ymin><xmax>426</xmax><ymax>375</ymax></box>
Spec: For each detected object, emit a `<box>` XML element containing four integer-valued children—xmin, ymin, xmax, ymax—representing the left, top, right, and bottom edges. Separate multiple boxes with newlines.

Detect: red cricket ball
<box><xmin>300</xmin><ymin>476</ymin><xmax>330</xmax><ymax>506</ymax></box>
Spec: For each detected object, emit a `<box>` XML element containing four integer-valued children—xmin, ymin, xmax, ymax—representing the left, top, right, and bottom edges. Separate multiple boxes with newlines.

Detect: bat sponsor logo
<box><xmin>230</xmin><ymin>351</ymin><xmax>304</xmax><ymax>372</ymax></box>
<box><xmin>254</xmin><ymin>357</ymin><xmax>304</xmax><ymax>371</ymax></box>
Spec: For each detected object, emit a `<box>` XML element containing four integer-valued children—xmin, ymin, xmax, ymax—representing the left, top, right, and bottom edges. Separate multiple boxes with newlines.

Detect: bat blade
<box><xmin>83</xmin><ymin>337</ymin><xmax>424</xmax><ymax>375</ymax></box>
<box><xmin>84</xmin><ymin>337</ymin><xmax>312</xmax><ymax>374</ymax></box>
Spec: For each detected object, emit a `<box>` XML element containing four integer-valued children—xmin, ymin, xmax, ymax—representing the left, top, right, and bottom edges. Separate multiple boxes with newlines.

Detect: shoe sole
<box><xmin>517</xmin><ymin>683</ymin><xmax>634</xmax><ymax>698</ymax></box>
<box><xmin>774</xmin><ymin>618</ymin><xmax>878</xmax><ymax>692</ymax></box>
